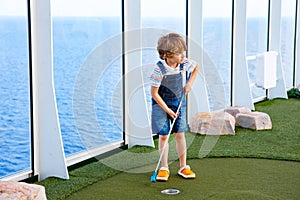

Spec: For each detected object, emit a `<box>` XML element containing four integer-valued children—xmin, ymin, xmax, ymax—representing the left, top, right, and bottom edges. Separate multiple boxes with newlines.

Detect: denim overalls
<box><xmin>151</xmin><ymin>61</ymin><xmax>188</xmax><ymax>135</ymax></box>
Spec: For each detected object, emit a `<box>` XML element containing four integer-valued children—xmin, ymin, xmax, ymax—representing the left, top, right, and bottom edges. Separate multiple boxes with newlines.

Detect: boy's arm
<box><xmin>151</xmin><ymin>86</ymin><xmax>178</xmax><ymax>119</ymax></box>
<box><xmin>184</xmin><ymin>64</ymin><xmax>199</xmax><ymax>94</ymax></box>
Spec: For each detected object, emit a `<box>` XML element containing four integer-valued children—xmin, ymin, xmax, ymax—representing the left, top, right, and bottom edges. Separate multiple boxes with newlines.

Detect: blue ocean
<box><xmin>0</xmin><ymin>16</ymin><xmax>293</xmax><ymax>178</ymax></box>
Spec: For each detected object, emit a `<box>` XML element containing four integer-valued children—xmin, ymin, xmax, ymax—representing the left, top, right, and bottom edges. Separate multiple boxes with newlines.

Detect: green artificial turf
<box><xmin>36</xmin><ymin>161</ymin><xmax>120</xmax><ymax>200</ymax></box>
<box><xmin>67</xmin><ymin>158</ymin><xmax>300</xmax><ymax>200</ymax></box>
<box><xmin>188</xmin><ymin>99</ymin><xmax>300</xmax><ymax>161</ymax></box>
<box><xmin>36</xmin><ymin>98</ymin><xmax>300</xmax><ymax>200</ymax></box>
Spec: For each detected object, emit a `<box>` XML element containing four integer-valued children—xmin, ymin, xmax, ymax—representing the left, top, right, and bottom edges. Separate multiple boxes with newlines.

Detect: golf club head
<box><xmin>150</xmin><ymin>172</ymin><xmax>157</xmax><ymax>182</ymax></box>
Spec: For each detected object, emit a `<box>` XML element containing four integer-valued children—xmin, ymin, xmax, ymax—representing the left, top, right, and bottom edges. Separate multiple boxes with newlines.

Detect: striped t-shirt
<box><xmin>150</xmin><ymin>58</ymin><xmax>197</xmax><ymax>87</ymax></box>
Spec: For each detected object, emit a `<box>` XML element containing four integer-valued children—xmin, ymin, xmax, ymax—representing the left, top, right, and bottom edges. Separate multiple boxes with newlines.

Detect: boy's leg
<box><xmin>173</xmin><ymin>132</ymin><xmax>186</xmax><ymax>168</ymax></box>
<box><xmin>159</xmin><ymin>134</ymin><xmax>169</xmax><ymax>168</ymax></box>
<box><xmin>174</xmin><ymin>132</ymin><xmax>196</xmax><ymax>179</ymax></box>
<box><xmin>157</xmin><ymin>134</ymin><xmax>170</xmax><ymax>181</ymax></box>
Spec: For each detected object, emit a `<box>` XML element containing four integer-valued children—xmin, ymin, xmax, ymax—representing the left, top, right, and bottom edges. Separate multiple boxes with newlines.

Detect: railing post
<box><xmin>232</xmin><ymin>0</ymin><xmax>254</xmax><ymax>110</ymax></box>
<box><xmin>124</xmin><ymin>0</ymin><xmax>154</xmax><ymax>148</ymax></box>
<box><xmin>30</xmin><ymin>0</ymin><xmax>69</xmax><ymax>180</ymax></box>
<box><xmin>268</xmin><ymin>0</ymin><xmax>288</xmax><ymax>99</ymax></box>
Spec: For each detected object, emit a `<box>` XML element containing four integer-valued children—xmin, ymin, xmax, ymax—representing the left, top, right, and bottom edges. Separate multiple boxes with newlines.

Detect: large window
<box><xmin>203</xmin><ymin>0</ymin><xmax>232</xmax><ymax>108</ymax></box>
<box><xmin>0</xmin><ymin>1</ymin><xmax>31</xmax><ymax>178</ymax></box>
<box><xmin>246</xmin><ymin>0</ymin><xmax>269</xmax><ymax>99</ymax></box>
<box><xmin>281</xmin><ymin>0</ymin><xmax>297</xmax><ymax>89</ymax></box>
<box><xmin>52</xmin><ymin>0</ymin><xmax>123</xmax><ymax>156</ymax></box>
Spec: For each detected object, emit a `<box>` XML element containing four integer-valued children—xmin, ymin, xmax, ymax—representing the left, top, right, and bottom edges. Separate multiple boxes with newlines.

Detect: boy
<box><xmin>150</xmin><ymin>33</ymin><xmax>198</xmax><ymax>181</ymax></box>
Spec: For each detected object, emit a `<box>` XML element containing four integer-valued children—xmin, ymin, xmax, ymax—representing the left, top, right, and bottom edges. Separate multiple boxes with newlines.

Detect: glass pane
<box><xmin>203</xmin><ymin>0</ymin><xmax>232</xmax><ymax>109</ymax></box>
<box><xmin>281</xmin><ymin>0</ymin><xmax>296</xmax><ymax>89</ymax></box>
<box><xmin>246</xmin><ymin>0</ymin><xmax>269</xmax><ymax>99</ymax></box>
<box><xmin>141</xmin><ymin>0</ymin><xmax>186</xmax><ymax>115</ymax></box>
<box><xmin>52</xmin><ymin>0</ymin><xmax>123</xmax><ymax>156</ymax></box>
<box><xmin>0</xmin><ymin>1</ymin><xmax>31</xmax><ymax>178</ymax></box>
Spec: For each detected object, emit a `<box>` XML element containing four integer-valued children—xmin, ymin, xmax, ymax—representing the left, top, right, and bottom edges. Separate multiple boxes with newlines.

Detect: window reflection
<box><xmin>281</xmin><ymin>0</ymin><xmax>296</xmax><ymax>89</ymax></box>
<box><xmin>246</xmin><ymin>0</ymin><xmax>269</xmax><ymax>99</ymax></box>
<box><xmin>52</xmin><ymin>0</ymin><xmax>123</xmax><ymax>156</ymax></box>
<box><xmin>203</xmin><ymin>0</ymin><xmax>232</xmax><ymax>108</ymax></box>
<box><xmin>0</xmin><ymin>1</ymin><xmax>31</xmax><ymax>178</ymax></box>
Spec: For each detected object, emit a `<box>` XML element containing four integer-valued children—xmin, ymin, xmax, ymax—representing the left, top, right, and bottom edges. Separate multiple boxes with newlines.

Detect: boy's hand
<box><xmin>183</xmin><ymin>83</ymin><xmax>192</xmax><ymax>94</ymax></box>
<box><xmin>166</xmin><ymin>107</ymin><xmax>179</xmax><ymax>119</ymax></box>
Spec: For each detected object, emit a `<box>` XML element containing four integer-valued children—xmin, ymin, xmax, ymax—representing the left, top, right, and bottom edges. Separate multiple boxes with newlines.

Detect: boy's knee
<box><xmin>159</xmin><ymin>135</ymin><xmax>168</xmax><ymax>141</ymax></box>
<box><xmin>174</xmin><ymin>132</ymin><xmax>184</xmax><ymax>139</ymax></box>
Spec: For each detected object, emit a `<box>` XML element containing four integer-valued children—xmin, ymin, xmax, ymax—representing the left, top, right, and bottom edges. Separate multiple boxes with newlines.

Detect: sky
<box><xmin>0</xmin><ymin>0</ymin><xmax>296</xmax><ymax>17</ymax></box>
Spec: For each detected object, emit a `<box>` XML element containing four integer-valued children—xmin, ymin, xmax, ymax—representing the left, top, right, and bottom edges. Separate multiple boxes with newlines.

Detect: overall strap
<box><xmin>179</xmin><ymin>63</ymin><xmax>184</xmax><ymax>71</ymax></box>
<box><xmin>156</xmin><ymin>61</ymin><xmax>167</xmax><ymax>75</ymax></box>
<box><xmin>157</xmin><ymin>61</ymin><xmax>190</xmax><ymax>82</ymax></box>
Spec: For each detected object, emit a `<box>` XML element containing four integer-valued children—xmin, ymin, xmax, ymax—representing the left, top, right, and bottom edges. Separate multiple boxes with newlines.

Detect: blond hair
<box><xmin>157</xmin><ymin>33</ymin><xmax>187</xmax><ymax>60</ymax></box>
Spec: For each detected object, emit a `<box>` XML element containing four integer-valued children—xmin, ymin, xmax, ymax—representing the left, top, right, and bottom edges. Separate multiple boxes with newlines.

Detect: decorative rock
<box><xmin>0</xmin><ymin>181</ymin><xmax>47</xmax><ymax>200</ymax></box>
<box><xmin>236</xmin><ymin>111</ymin><xmax>272</xmax><ymax>130</ymax></box>
<box><xmin>224</xmin><ymin>106</ymin><xmax>251</xmax><ymax>118</ymax></box>
<box><xmin>189</xmin><ymin>111</ymin><xmax>235</xmax><ymax>135</ymax></box>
